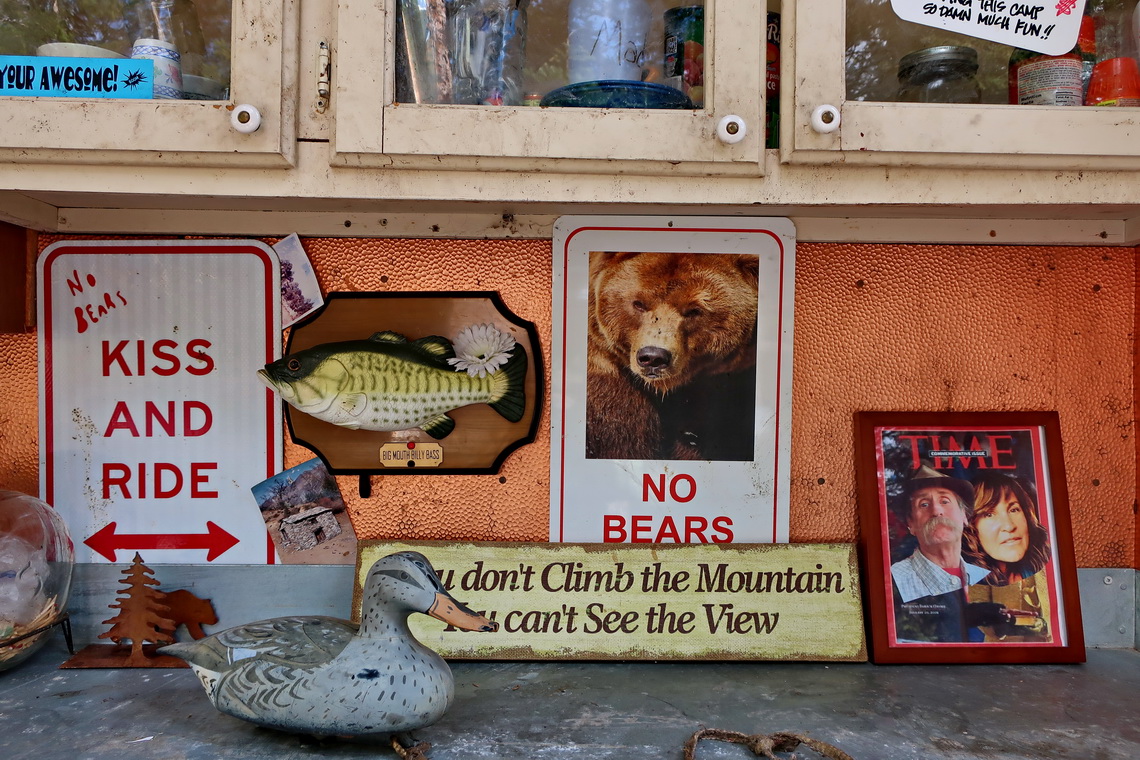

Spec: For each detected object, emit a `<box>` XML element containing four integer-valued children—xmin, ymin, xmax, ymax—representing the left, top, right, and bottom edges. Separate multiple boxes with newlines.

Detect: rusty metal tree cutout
<box><xmin>62</xmin><ymin>553</ymin><xmax>214</xmax><ymax>669</ymax></box>
<box><xmin>97</xmin><ymin>552</ymin><xmax>176</xmax><ymax>666</ymax></box>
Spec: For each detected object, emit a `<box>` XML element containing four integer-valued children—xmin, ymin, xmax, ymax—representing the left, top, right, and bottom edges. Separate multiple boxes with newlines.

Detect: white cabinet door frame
<box><xmin>333</xmin><ymin>0</ymin><xmax>765</xmax><ymax>175</ymax></box>
<box><xmin>0</xmin><ymin>0</ymin><xmax>299</xmax><ymax>168</ymax></box>
<box><xmin>787</xmin><ymin>0</ymin><xmax>1140</xmax><ymax>169</ymax></box>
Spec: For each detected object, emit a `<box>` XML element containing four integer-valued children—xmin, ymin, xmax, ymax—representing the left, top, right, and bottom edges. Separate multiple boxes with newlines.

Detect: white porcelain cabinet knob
<box><xmin>230</xmin><ymin>104</ymin><xmax>262</xmax><ymax>134</ymax></box>
<box><xmin>716</xmin><ymin>115</ymin><xmax>748</xmax><ymax>144</ymax></box>
<box><xmin>810</xmin><ymin>104</ymin><xmax>841</xmax><ymax>134</ymax></box>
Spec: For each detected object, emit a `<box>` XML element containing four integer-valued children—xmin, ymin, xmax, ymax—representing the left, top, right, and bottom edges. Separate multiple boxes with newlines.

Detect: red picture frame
<box><xmin>855</xmin><ymin>411</ymin><xmax>1085</xmax><ymax>664</ymax></box>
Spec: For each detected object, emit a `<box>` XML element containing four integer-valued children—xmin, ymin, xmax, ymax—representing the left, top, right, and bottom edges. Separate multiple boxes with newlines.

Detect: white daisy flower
<box><xmin>448</xmin><ymin>323</ymin><xmax>516</xmax><ymax>377</ymax></box>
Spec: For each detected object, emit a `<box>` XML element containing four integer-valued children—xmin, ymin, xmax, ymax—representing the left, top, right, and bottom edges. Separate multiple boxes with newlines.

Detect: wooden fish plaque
<box><xmin>355</xmin><ymin>541</ymin><xmax>867</xmax><ymax>661</ymax></box>
<box><xmin>279</xmin><ymin>292</ymin><xmax>541</xmax><ymax>478</ymax></box>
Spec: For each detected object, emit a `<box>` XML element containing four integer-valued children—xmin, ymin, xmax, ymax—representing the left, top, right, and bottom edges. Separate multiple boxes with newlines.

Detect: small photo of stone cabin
<box><xmin>251</xmin><ymin>458</ymin><xmax>356</xmax><ymax>565</ymax></box>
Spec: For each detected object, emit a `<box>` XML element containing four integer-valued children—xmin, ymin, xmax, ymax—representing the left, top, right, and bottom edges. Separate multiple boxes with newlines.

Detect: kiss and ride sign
<box><xmin>38</xmin><ymin>240</ymin><xmax>282</xmax><ymax>564</ymax></box>
<box><xmin>356</xmin><ymin>541</ymin><xmax>866</xmax><ymax>661</ymax></box>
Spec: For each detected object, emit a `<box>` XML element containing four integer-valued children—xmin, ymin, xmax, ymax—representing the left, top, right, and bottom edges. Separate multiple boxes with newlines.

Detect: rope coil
<box><xmin>683</xmin><ymin>728</ymin><xmax>855</xmax><ymax>760</ymax></box>
<box><xmin>390</xmin><ymin>737</ymin><xmax>432</xmax><ymax>760</ymax></box>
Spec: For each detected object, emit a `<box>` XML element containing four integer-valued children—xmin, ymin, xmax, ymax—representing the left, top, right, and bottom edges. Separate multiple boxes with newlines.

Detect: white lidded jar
<box><xmin>567</xmin><ymin>0</ymin><xmax>651</xmax><ymax>84</ymax></box>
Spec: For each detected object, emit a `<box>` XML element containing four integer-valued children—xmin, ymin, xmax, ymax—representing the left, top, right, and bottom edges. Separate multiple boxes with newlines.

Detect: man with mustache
<box><xmin>890</xmin><ymin>465</ymin><xmax>995</xmax><ymax>642</ymax></box>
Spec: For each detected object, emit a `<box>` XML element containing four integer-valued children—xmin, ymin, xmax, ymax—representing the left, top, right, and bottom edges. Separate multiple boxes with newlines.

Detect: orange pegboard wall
<box><xmin>1</xmin><ymin>237</ymin><xmax>1133</xmax><ymax>566</ymax></box>
<box><xmin>791</xmin><ymin>243</ymin><xmax>1134</xmax><ymax>568</ymax></box>
<box><xmin>0</xmin><ymin>330</ymin><xmax>38</xmax><ymax>496</ymax></box>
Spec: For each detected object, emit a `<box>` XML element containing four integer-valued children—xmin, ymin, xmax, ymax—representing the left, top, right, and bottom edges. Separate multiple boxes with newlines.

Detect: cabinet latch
<box><xmin>316</xmin><ymin>41</ymin><xmax>331</xmax><ymax>113</ymax></box>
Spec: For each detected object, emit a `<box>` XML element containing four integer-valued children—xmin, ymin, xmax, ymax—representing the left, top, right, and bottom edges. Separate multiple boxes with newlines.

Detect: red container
<box><xmin>1085</xmin><ymin>56</ymin><xmax>1140</xmax><ymax>105</ymax></box>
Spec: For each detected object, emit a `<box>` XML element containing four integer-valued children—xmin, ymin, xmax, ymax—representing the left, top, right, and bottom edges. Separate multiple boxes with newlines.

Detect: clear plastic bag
<box><xmin>396</xmin><ymin>0</ymin><xmax>528</xmax><ymax>105</ymax></box>
<box><xmin>450</xmin><ymin>0</ymin><xmax>528</xmax><ymax>106</ymax></box>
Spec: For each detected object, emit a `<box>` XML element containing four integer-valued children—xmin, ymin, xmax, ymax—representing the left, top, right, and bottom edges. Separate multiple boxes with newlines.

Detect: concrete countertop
<box><xmin>1</xmin><ymin>639</ymin><xmax>1138</xmax><ymax>759</ymax></box>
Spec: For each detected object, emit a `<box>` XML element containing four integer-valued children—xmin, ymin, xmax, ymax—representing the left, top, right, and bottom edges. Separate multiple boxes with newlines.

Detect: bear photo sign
<box><xmin>551</xmin><ymin>217</ymin><xmax>796</xmax><ymax>543</ymax></box>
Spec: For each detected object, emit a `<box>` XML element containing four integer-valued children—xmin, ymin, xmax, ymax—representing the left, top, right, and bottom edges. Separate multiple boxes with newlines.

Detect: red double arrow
<box><xmin>85</xmin><ymin>521</ymin><xmax>239</xmax><ymax>562</ymax></box>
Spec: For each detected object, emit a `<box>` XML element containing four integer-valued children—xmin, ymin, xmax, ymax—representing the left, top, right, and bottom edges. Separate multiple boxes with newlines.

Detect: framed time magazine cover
<box><xmin>855</xmin><ymin>411</ymin><xmax>1085</xmax><ymax>664</ymax></box>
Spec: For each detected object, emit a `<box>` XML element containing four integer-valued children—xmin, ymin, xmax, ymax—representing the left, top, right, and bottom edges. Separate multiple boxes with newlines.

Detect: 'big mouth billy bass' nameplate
<box><xmin>276</xmin><ymin>292</ymin><xmax>541</xmax><ymax>479</ymax></box>
<box><xmin>378</xmin><ymin>441</ymin><xmax>444</xmax><ymax>468</ymax></box>
<box><xmin>355</xmin><ymin>541</ymin><xmax>867</xmax><ymax>661</ymax></box>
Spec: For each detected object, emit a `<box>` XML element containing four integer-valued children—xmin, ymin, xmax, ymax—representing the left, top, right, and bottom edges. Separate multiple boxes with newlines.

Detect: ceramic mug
<box><xmin>182</xmin><ymin>75</ymin><xmax>228</xmax><ymax>101</ymax></box>
<box><xmin>36</xmin><ymin>43</ymin><xmax>126</xmax><ymax>59</ymax></box>
<box><xmin>131</xmin><ymin>38</ymin><xmax>182</xmax><ymax>99</ymax></box>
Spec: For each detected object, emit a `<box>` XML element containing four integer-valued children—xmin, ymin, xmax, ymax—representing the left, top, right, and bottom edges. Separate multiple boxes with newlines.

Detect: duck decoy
<box><xmin>160</xmin><ymin>551</ymin><xmax>496</xmax><ymax>750</ymax></box>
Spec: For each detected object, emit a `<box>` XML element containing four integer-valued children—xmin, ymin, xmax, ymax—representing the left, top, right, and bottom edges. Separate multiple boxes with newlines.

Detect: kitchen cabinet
<box><xmin>0</xmin><ymin>0</ymin><xmax>762</xmax><ymax>174</ymax></box>
<box><xmin>0</xmin><ymin>0</ymin><xmax>298</xmax><ymax>168</ymax></box>
<box><xmin>331</xmin><ymin>0</ymin><xmax>765</xmax><ymax>175</ymax></box>
<box><xmin>6</xmin><ymin>0</ymin><xmax>1140</xmax><ymax>173</ymax></box>
<box><xmin>1</xmin><ymin>0</ymin><xmax>1140</xmax><ymax>243</ymax></box>
<box><xmin>788</xmin><ymin>0</ymin><xmax>1140</xmax><ymax>169</ymax></box>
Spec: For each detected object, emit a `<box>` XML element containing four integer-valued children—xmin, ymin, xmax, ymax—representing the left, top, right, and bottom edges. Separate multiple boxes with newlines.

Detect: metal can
<box><xmin>664</xmin><ymin>5</ymin><xmax>704</xmax><ymax>107</ymax></box>
<box><xmin>765</xmin><ymin>11</ymin><xmax>780</xmax><ymax>148</ymax></box>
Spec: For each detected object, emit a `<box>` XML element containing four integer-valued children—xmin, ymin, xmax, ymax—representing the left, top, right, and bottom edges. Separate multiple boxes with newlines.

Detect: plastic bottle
<box><xmin>1008</xmin><ymin>15</ymin><xmax>1094</xmax><ymax>105</ymax></box>
<box><xmin>663</xmin><ymin>6</ymin><xmax>704</xmax><ymax>106</ymax></box>
<box><xmin>765</xmin><ymin>11</ymin><xmax>780</xmax><ymax>148</ymax></box>
<box><xmin>567</xmin><ymin>0</ymin><xmax>651</xmax><ymax>84</ymax></box>
<box><xmin>1085</xmin><ymin>56</ymin><xmax>1140</xmax><ymax>104</ymax></box>
<box><xmin>133</xmin><ymin>0</ymin><xmax>177</xmax><ymax>43</ymax></box>
<box><xmin>449</xmin><ymin>0</ymin><xmax>529</xmax><ymax>106</ymax></box>
<box><xmin>1079</xmin><ymin>12</ymin><xmax>1098</xmax><ymax>99</ymax></box>
<box><xmin>1086</xmin><ymin>0</ymin><xmax>1140</xmax><ymax>105</ymax></box>
<box><xmin>1134</xmin><ymin>0</ymin><xmax>1140</xmax><ymax>74</ymax></box>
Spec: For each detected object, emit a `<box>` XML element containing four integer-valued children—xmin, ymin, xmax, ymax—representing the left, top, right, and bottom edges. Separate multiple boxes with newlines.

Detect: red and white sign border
<box><xmin>550</xmin><ymin>216</ymin><xmax>796</xmax><ymax>544</ymax></box>
<box><xmin>38</xmin><ymin>239</ymin><xmax>283</xmax><ymax>564</ymax></box>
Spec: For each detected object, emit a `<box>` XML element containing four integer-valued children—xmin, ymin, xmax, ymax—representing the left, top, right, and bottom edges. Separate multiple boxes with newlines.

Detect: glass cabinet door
<box><xmin>0</xmin><ymin>0</ymin><xmax>296</xmax><ymax>167</ymax></box>
<box><xmin>789</xmin><ymin>0</ymin><xmax>1140</xmax><ymax>167</ymax></box>
<box><xmin>333</xmin><ymin>0</ymin><xmax>765</xmax><ymax>174</ymax></box>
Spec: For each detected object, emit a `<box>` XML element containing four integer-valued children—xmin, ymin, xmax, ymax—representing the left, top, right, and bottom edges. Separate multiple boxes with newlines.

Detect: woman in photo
<box><xmin>964</xmin><ymin>472</ymin><xmax>1051</xmax><ymax>586</ymax></box>
<box><xmin>964</xmin><ymin>472</ymin><xmax>1054</xmax><ymax>642</ymax></box>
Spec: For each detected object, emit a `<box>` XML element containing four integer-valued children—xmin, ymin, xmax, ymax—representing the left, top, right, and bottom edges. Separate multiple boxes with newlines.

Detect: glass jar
<box><xmin>897</xmin><ymin>45</ymin><xmax>981</xmax><ymax>104</ymax></box>
<box><xmin>1087</xmin><ymin>0</ymin><xmax>1140</xmax><ymax>106</ymax></box>
<box><xmin>0</xmin><ymin>491</ymin><xmax>75</xmax><ymax>671</ymax></box>
<box><xmin>567</xmin><ymin>0</ymin><xmax>651</xmax><ymax>84</ymax></box>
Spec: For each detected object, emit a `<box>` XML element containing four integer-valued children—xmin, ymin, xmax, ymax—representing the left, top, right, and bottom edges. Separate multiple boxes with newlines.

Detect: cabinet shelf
<box><xmin>0</xmin><ymin>0</ymin><xmax>1138</xmax><ymax>231</ymax></box>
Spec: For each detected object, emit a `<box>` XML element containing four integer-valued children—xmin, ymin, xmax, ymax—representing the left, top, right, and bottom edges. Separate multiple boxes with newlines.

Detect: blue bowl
<box><xmin>540</xmin><ymin>80</ymin><xmax>694</xmax><ymax>109</ymax></box>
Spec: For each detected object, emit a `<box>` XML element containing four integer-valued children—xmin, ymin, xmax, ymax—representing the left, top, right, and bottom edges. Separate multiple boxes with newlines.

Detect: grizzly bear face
<box><xmin>589</xmin><ymin>252</ymin><xmax>760</xmax><ymax>396</ymax></box>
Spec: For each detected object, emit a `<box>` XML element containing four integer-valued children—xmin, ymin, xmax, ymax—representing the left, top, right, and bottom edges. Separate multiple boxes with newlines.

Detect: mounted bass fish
<box><xmin>257</xmin><ymin>329</ymin><xmax>527</xmax><ymax>439</ymax></box>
